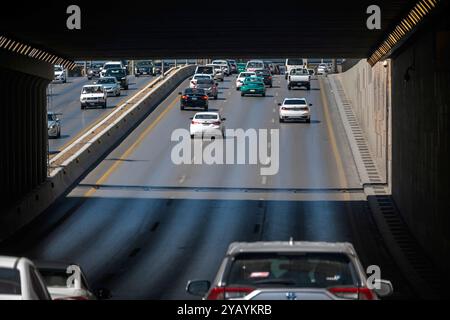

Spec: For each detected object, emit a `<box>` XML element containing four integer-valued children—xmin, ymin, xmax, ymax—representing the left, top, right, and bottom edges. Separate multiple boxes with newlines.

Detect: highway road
<box><xmin>1</xmin><ymin>74</ymin><xmax>414</xmax><ymax>299</ymax></box>
<box><xmin>47</xmin><ymin>75</ymin><xmax>154</xmax><ymax>154</ymax></box>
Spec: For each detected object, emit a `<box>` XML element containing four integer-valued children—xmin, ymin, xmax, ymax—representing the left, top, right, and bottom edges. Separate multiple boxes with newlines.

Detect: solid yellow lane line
<box><xmin>319</xmin><ymin>77</ymin><xmax>350</xmax><ymax>196</ymax></box>
<box><xmin>84</xmin><ymin>95</ymin><xmax>179</xmax><ymax>197</ymax></box>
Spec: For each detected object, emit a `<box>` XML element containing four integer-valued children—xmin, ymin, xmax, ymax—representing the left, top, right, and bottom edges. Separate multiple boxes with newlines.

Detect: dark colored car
<box><xmin>135</xmin><ymin>60</ymin><xmax>153</xmax><ymax>77</ymax></box>
<box><xmin>87</xmin><ymin>62</ymin><xmax>103</xmax><ymax>80</ymax></box>
<box><xmin>255</xmin><ymin>69</ymin><xmax>273</xmax><ymax>87</ymax></box>
<box><xmin>179</xmin><ymin>88</ymin><xmax>209</xmax><ymax>110</ymax></box>
<box><xmin>227</xmin><ymin>60</ymin><xmax>238</xmax><ymax>74</ymax></box>
<box><xmin>104</xmin><ymin>68</ymin><xmax>129</xmax><ymax>90</ymax></box>
<box><xmin>153</xmin><ymin>61</ymin><xmax>171</xmax><ymax>75</ymax></box>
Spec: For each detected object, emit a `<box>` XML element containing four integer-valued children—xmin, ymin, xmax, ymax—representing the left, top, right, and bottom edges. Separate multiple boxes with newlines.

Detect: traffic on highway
<box><xmin>1</xmin><ymin>58</ymin><xmax>412</xmax><ymax>301</ymax></box>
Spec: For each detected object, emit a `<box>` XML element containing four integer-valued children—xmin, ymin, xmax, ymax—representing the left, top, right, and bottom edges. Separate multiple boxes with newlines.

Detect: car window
<box><xmin>286</xmin><ymin>59</ymin><xmax>303</xmax><ymax>65</ymax></box>
<box><xmin>0</xmin><ymin>268</ymin><xmax>21</xmax><ymax>295</ymax></box>
<box><xmin>195</xmin><ymin>114</ymin><xmax>219</xmax><ymax>120</ymax></box>
<box><xmin>291</xmin><ymin>69</ymin><xmax>308</xmax><ymax>75</ymax></box>
<box><xmin>185</xmin><ymin>88</ymin><xmax>206</xmax><ymax>95</ymax></box>
<box><xmin>227</xmin><ymin>253</ymin><xmax>358</xmax><ymax>288</ymax></box>
<box><xmin>38</xmin><ymin>268</ymin><xmax>70</xmax><ymax>288</ymax></box>
<box><xmin>82</xmin><ymin>86</ymin><xmax>103</xmax><ymax>94</ymax></box>
<box><xmin>197</xmin><ymin>79</ymin><xmax>214</xmax><ymax>85</ymax></box>
<box><xmin>98</xmin><ymin>78</ymin><xmax>115</xmax><ymax>84</ymax></box>
<box><xmin>105</xmin><ymin>69</ymin><xmax>125</xmax><ymax>77</ymax></box>
<box><xmin>196</xmin><ymin>67</ymin><xmax>213</xmax><ymax>74</ymax></box>
<box><xmin>47</xmin><ymin>114</ymin><xmax>56</xmax><ymax>121</ymax></box>
<box><xmin>284</xmin><ymin>99</ymin><xmax>307</xmax><ymax>105</ymax></box>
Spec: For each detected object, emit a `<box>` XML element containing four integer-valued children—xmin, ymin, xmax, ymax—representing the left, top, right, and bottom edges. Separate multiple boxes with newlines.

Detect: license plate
<box><xmin>250</xmin><ymin>90</ymin><xmax>255</xmax><ymax>92</ymax></box>
<box><xmin>192</xmin><ymin>97</ymin><xmax>197</xmax><ymax>101</ymax></box>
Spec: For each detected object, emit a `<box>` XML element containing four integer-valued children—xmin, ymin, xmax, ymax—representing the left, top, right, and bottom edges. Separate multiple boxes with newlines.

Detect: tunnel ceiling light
<box><xmin>0</xmin><ymin>35</ymin><xmax>75</xmax><ymax>70</ymax></box>
<box><xmin>368</xmin><ymin>0</ymin><xmax>442</xmax><ymax>66</ymax></box>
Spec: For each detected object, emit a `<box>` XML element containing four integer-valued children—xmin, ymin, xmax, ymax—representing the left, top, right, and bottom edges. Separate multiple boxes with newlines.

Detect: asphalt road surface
<box><xmin>2</xmin><ymin>74</ymin><xmax>415</xmax><ymax>299</ymax></box>
<box><xmin>47</xmin><ymin>75</ymin><xmax>154</xmax><ymax>154</ymax></box>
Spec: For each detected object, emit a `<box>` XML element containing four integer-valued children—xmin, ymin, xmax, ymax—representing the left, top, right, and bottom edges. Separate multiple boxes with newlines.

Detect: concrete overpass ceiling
<box><xmin>0</xmin><ymin>0</ymin><xmax>418</xmax><ymax>59</ymax></box>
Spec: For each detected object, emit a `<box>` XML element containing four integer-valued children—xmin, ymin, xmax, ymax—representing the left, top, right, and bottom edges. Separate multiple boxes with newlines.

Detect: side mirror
<box><xmin>216</xmin><ymin>83</ymin><xmax>219</xmax><ymax>86</ymax></box>
<box><xmin>309</xmin><ymin>103</ymin><xmax>313</xmax><ymax>106</ymax></box>
<box><xmin>94</xmin><ymin>288</ymin><xmax>112</xmax><ymax>300</ymax></box>
<box><xmin>278</xmin><ymin>103</ymin><xmax>282</xmax><ymax>106</ymax></box>
<box><xmin>178</xmin><ymin>92</ymin><xmax>182</xmax><ymax>95</ymax></box>
<box><xmin>373</xmin><ymin>279</ymin><xmax>394</xmax><ymax>298</ymax></box>
<box><xmin>189</xmin><ymin>117</ymin><xmax>194</xmax><ymax>120</ymax></box>
<box><xmin>221</xmin><ymin>117</ymin><xmax>226</xmax><ymax>121</ymax></box>
<box><xmin>186</xmin><ymin>280</ymin><xmax>210</xmax><ymax>297</ymax></box>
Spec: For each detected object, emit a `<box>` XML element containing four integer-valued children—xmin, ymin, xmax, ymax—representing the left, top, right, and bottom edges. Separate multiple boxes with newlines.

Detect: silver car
<box><xmin>47</xmin><ymin>112</ymin><xmax>61</xmax><ymax>138</ymax></box>
<box><xmin>187</xmin><ymin>241</ymin><xmax>393</xmax><ymax>300</ymax></box>
<box><xmin>95</xmin><ymin>77</ymin><xmax>121</xmax><ymax>97</ymax></box>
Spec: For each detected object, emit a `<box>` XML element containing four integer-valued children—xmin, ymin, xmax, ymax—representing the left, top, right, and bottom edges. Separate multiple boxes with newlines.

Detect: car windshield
<box><xmin>185</xmin><ymin>88</ymin><xmax>206</xmax><ymax>95</ymax></box>
<box><xmin>247</xmin><ymin>62</ymin><xmax>264</xmax><ymax>68</ymax></box>
<box><xmin>227</xmin><ymin>252</ymin><xmax>358</xmax><ymax>288</ymax></box>
<box><xmin>47</xmin><ymin>113</ymin><xmax>56</xmax><ymax>121</ymax></box>
<box><xmin>82</xmin><ymin>86</ymin><xmax>103</xmax><ymax>94</ymax></box>
<box><xmin>0</xmin><ymin>268</ymin><xmax>21</xmax><ymax>295</ymax></box>
<box><xmin>291</xmin><ymin>69</ymin><xmax>308</xmax><ymax>75</ymax></box>
<box><xmin>196</xmin><ymin>67</ymin><xmax>213</xmax><ymax>74</ymax></box>
<box><xmin>54</xmin><ymin>66</ymin><xmax>63</xmax><ymax>72</ymax></box>
<box><xmin>38</xmin><ymin>269</ymin><xmax>69</xmax><ymax>288</ymax></box>
<box><xmin>92</xmin><ymin>63</ymin><xmax>103</xmax><ymax>68</ymax></box>
<box><xmin>97</xmin><ymin>78</ymin><xmax>116</xmax><ymax>84</ymax></box>
<box><xmin>197</xmin><ymin>79</ymin><xmax>213</xmax><ymax>85</ymax></box>
<box><xmin>284</xmin><ymin>99</ymin><xmax>307</xmax><ymax>105</ymax></box>
<box><xmin>245</xmin><ymin>77</ymin><xmax>263</xmax><ymax>84</ymax></box>
<box><xmin>195</xmin><ymin>114</ymin><xmax>219</xmax><ymax>120</ymax></box>
<box><xmin>104</xmin><ymin>64</ymin><xmax>121</xmax><ymax>70</ymax></box>
<box><xmin>137</xmin><ymin>61</ymin><xmax>151</xmax><ymax>66</ymax></box>
<box><xmin>105</xmin><ymin>69</ymin><xmax>126</xmax><ymax>77</ymax></box>
<box><xmin>194</xmin><ymin>75</ymin><xmax>211</xmax><ymax>80</ymax></box>
<box><xmin>287</xmin><ymin>59</ymin><xmax>303</xmax><ymax>65</ymax></box>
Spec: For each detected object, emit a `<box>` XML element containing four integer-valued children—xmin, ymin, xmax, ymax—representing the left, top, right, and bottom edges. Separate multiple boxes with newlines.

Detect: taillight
<box><xmin>191</xmin><ymin>120</ymin><xmax>200</xmax><ymax>125</ymax></box>
<box><xmin>212</xmin><ymin>121</ymin><xmax>221</xmax><ymax>125</ymax></box>
<box><xmin>268</xmin><ymin>76</ymin><xmax>272</xmax><ymax>80</ymax></box>
<box><xmin>201</xmin><ymin>95</ymin><xmax>209</xmax><ymax>100</ymax></box>
<box><xmin>181</xmin><ymin>95</ymin><xmax>188</xmax><ymax>100</ymax></box>
<box><xmin>328</xmin><ymin>287</ymin><xmax>376</xmax><ymax>300</ymax></box>
<box><xmin>207</xmin><ymin>287</ymin><xmax>254</xmax><ymax>300</ymax></box>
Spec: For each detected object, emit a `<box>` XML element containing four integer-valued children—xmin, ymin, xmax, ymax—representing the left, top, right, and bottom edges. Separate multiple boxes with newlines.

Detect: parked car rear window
<box><xmin>185</xmin><ymin>88</ymin><xmax>206</xmax><ymax>95</ymax></box>
<box><xmin>0</xmin><ymin>268</ymin><xmax>21</xmax><ymax>295</ymax></box>
<box><xmin>196</xmin><ymin>67</ymin><xmax>214</xmax><ymax>74</ymax></box>
<box><xmin>227</xmin><ymin>252</ymin><xmax>358</xmax><ymax>288</ymax></box>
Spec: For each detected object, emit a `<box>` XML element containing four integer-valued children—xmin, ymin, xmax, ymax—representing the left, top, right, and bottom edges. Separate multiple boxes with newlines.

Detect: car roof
<box><xmin>0</xmin><ymin>256</ymin><xmax>20</xmax><ymax>269</ymax></box>
<box><xmin>283</xmin><ymin>98</ymin><xmax>307</xmax><ymax>103</ymax></box>
<box><xmin>226</xmin><ymin>241</ymin><xmax>357</xmax><ymax>256</ymax></box>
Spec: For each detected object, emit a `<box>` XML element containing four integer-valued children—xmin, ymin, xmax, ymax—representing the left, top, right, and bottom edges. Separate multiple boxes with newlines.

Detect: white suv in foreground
<box><xmin>187</xmin><ymin>241</ymin><xmax>393</xmax><ymax>300</ymax></box>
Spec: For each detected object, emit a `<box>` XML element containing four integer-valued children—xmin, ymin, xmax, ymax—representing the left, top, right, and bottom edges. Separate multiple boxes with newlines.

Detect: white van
<box><xmin>285</xmin><ymin>58</ymin><xmax>306</xmax><ymax>79</ymax></box>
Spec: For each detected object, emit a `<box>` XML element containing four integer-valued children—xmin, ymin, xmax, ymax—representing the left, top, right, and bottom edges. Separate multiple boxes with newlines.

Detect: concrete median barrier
<box><xmin>0</xmin><ymin>65</ymin><xmax>196</xmax><ymax>241</ymax></box>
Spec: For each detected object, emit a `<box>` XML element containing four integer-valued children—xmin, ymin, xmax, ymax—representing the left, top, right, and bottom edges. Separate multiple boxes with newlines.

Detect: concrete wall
<box><xmin>335</xmin><ymin>59</ymin><xmax>391</xmax><ymax>184</ymax></box>
<box><xmin>0</xmin><ymin>50</ymin><xmax>52</xmax><ymax>212</ymax></box>
<box><xmin>391</xmin><ymin>16</ymin><xmax>450</xmax><ymax>272</ymax></box>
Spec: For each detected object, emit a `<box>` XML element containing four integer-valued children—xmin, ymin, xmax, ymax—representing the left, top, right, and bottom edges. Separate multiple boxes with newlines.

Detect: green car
<box><xmin>236</xmin><ymin>63</ymin><xmax>247</xmax><ymax>73</ymax></box>
<box><xmin>240</xmin><ymin>76</ymin><xmax>266</xmax><ymax>97</ymax></box>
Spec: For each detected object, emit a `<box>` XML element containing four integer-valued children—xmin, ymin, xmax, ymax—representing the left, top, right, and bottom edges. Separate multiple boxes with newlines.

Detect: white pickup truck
<box><xmin>0</xmin><ymin>256</ymin><xmax>52</xmax><ymax>300</ymax></box>
<box><xmin>287</xmin><ymin>68</ymin><xmax>311</xmax><ymax>90</ymax></box>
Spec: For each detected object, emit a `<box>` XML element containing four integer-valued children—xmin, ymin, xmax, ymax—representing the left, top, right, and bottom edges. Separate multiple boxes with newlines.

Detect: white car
<box><xmin>211</xmin><ymin>60</ymin><xmax>230</xmax><ymax>76</ymax></box>
<box><xmin>190</xmin><ymin>74</ymin><xmax>214</xmax><ymax>89</ymax></box>
<box><xmin>235</xmin><ymin>72</ymin><xmax>256</xmax><ymax>90</ymax></box>
<box><xmin>190</xmin><ymin>112</ymin><xmax>226</xmax><ymax>139</ymax></box>
<box><xmin>317</xmin><ymin>63</ymin><xmax>329</xmax><ymax>75</ymax></box>
<box><xmin>47</xmin><ymin>111</ymin><xmax>61</xmax><ymax>138</ymax></box>
<box><xmin>95</xmin><ymin>76</ymin><xmax>121</xmax><ymax>97</ymax></box>
<box><xmin>36</xmin><ymin>261</ymin><xmax>97</xmax><ymax>300</ymax></box>
<box><xmin>246</xmin><ymin>60</ymin><xmax>265</xmax><ymax>73</ymax></box>
<box><xmin>53</xmin><ymin>65</ymin><xmax>66</xmax><ymax>83</ymax></box>
<box><xmin>80</xmin><ymin>85</ymin><xmax>108</xmax><ymax>109</ymax></box>
<box><xmin>279</xmin><ymin>98</ymin><xmax>312</xmax><ymax>123</ymax></box>
<box><xmin>207</xmin><ymin>64</ymin><xmax>224</xmax><ymax>81</ymax></box>
<box><xmin>0</xmin><ymin>256</ymin><xmax>52</xmax><ymax>300</ymax></box>
<box><xmin>100</xmin><ymin>61</ymin><xmax>125</xmax><ymax>77</ymax></box>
